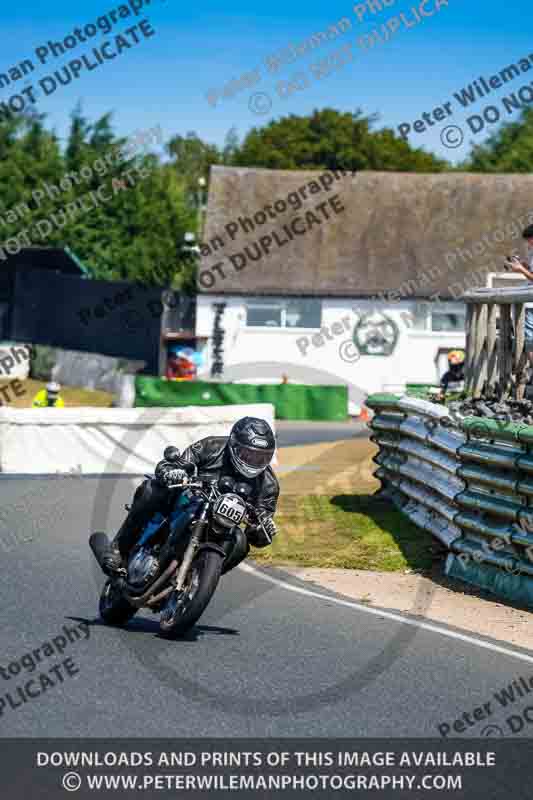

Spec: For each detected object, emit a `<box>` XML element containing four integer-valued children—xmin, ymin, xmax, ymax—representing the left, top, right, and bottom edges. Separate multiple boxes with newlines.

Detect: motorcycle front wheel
<box><xmin>159</xmin><ymin>549</ymin><xmax>224</xmax><ymax>638</ymax></box>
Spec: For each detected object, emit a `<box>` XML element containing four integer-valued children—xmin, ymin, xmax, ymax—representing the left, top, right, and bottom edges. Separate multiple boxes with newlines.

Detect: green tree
<box><xmin>0</xmin><ymin>114</ymin><xmax>63</xmax><ymax>232</ymax></box>
<box><xmin>233</xmin><ymin>108</ymin><xmax>448</xmax><ymax>172</ymax></box>
<box><xmin>167</xmin><ymin>131</ymin><xmax>221</xmax><ymax>194</ymax></box>
<box><xmin>71</xmin><ymin>158</ymin><xmax>195</xmax><ymax>290</ymax></box>
<box><xmin>222</xmin><ymin>126</ymin><xmax>240</xmax><ymax>166</ymax></box>
<box><xmin>463</xmin><ymin>108</ymin><xmax>533</xmax><ymax>172</ymax></box>
<box><xmin>65</xmin><ymin>103</ymin><xmax>94</xmax><ymax>171</ymax></box>
<box><xmin>0</xmin><ymin>108</ymin><xmax>197</xmax><ymax>291</ymax></box>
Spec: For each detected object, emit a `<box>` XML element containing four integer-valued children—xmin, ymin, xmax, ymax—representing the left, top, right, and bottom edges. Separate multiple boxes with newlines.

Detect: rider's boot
<box><xmin>102</xmin><ymin>516</ymin><xmax>139</xmax><ymax>576</ymax></box>
<box><xmin>101</xmin><ymin>479</ymin><xmax>169</xmax><ymax>576</ymax></box>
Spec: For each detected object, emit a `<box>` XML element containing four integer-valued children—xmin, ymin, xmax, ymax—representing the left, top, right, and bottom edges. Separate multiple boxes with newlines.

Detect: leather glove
<box><xmin>165</xmin><ymin>468</ymin><xmax>188</xmax><ymax>486</ymax></box>
<box><xmin>260</xmin><ymin>515</ymin><xmax>277</xmax><ymax>543</ymax></box>
<box><xmin>247</xmin><ymin>515</ymin><xmax>277</xmax><ymax>547</ymax></box>
<box><xmin>155</xmin><ymin>460</ymin><xmax>187</xmax><ymax>487</ymax></box>
<box><xmin>163</xmin><ymin>468</ymin><xmax>188</xmax><ymax>487</ymax></box>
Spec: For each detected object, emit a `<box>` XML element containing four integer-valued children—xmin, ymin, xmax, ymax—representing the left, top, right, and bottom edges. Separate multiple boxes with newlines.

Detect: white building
<box><xmin>196</xmin><ymin>167</ymin><xmax>533</xmax><ymax>412</ymax></box>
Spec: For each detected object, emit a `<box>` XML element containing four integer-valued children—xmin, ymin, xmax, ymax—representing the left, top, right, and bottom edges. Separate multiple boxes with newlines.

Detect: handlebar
<box><xmin>164</xmin><ymin>475</ymin><xmax>261</xmax><ymax>527</ymax></box>
<box><xmin>165</xmin><ymin>478</ymin><xmax>208</xmax><ymax>493</ymax></box>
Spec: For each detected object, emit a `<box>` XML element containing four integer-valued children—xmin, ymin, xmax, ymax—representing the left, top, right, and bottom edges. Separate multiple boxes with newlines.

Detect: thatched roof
<box><xmin>199</xmin><ymin>167</ymin><xmax>533</xmax><ymax>299</ymax></box>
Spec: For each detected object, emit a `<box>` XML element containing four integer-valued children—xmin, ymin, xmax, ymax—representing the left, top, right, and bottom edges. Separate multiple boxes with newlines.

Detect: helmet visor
<box><xmin>233</xmin><ymin>444</ymin><xmax>273</xmax><ymax>471</ymax></box>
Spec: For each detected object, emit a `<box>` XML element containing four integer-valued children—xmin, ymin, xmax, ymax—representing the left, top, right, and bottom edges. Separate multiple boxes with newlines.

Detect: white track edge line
<box><xmin>239</xmin><ymin>563</ymin><xmax>533</xmax><ymax>665</ymax></box>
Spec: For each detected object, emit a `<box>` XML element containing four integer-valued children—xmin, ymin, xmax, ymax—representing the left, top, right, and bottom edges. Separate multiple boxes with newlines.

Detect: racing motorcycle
<box><xmin>89</xmin><ymin>447</ymin><xmax>271</xmax><ymax>638</ymax></box>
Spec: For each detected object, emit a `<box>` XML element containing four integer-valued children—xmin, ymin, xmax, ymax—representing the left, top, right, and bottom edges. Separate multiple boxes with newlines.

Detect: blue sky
<box><xmin>2</xmin><ymin>0</ymin><xmax>531</xmax><ymax>164</ymax></box>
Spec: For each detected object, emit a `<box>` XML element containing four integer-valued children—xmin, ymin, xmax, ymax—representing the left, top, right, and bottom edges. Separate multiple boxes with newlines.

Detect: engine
<box><xmin>127</xmin><ymin>548</ymin><xmax>160</xmax><ymax>589</ymax></box>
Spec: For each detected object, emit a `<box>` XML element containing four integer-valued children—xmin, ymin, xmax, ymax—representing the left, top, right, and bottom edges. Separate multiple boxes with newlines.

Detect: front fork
<box><xmin>174</xmin><ymin>503</ymin><xmax>209</xmax><ymax>592</ymax></box>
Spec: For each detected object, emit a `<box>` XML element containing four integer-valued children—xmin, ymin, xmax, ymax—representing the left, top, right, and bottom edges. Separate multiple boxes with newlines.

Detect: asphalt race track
<box><xmin>275</xmin><ymin>421</ymin><xmax>368</xmax><ymax>447</ymax></box>
<box><xmin>2</xmin><ymin>474</ymin><xmax>533</xmax><ymax>739</ymax></box>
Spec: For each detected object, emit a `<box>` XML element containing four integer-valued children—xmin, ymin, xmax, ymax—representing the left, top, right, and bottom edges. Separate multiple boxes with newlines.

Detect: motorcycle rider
<box><xmin>102</xmin><ymin>416</ymin><xmax>279</xmax><ymax>577</ymax></box>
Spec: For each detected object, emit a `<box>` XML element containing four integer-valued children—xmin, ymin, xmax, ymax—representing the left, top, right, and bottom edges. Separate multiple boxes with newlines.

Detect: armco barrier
<box><xmin>0</xmin><ymin>403</ymin><xmax>275</xmax><ymax>475</ymax></box>
<box><xmin>367</xmin><ymin>393</ymin><xmax>533</xmax><ymax>609</ymax></box>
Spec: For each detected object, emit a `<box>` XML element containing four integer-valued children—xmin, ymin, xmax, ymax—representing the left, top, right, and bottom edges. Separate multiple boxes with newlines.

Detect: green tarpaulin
<box><xmin>135</xmin><ymin>379</ymin><xmax>348</xmax><ymax>422</ymax></box>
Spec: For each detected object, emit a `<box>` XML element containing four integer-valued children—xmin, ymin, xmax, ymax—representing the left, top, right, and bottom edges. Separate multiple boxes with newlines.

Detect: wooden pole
<box><xmin>464</xmin><ymin>303</ymin><xmax>475</xmax><ymax>394</ymax></box>
<box><xmin>514</xmin><ymin>302</ymin><xmax>526</xmax><ymax>400</ymax></box>
<box><xmin>498</xmin><ymin>304</ymin><xmax>512</xmax><ymax>400</ymax></box>
<box><xmin>472</xmin><ymin>303</ymin><xmax>487</xmax><ymax>398</ymax></box>
<box><xmin>486</xmin><ymin>303</ymin><xmax>498</xmax><ymax>395</ymax></box>
<box><xmin>464</xmin><ymin>288</ymin><xmax>533</xmax><ymax>303</ymax></box>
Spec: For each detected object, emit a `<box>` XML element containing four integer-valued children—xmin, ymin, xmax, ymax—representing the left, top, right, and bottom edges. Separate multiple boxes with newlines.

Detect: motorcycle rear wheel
<box><xmin>159</xmin><ymin>550</ymin><xmax>224</xmax><ymax>638</ymax></box>
<box><xmin>99</xmin><ymin>580</ymin><xmax>138</xmax><ymax>626</ymax></box>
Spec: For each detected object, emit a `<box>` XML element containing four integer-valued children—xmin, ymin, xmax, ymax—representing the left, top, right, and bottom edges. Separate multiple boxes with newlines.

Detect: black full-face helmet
<box><xmin>228</xmin><ymin>417</ymin><xmax>275</xmax><ymax>479</ymax></box>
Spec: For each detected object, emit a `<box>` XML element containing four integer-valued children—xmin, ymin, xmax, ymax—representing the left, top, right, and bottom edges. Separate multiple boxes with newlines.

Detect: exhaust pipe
<box><xmin>90</xmin><ymin>533</ymin><xmax>179</xmax><ymax>607</ymax></box>
<box><xmin>89</xmin><ymin>532</ymin><xmax>110</xmax><ymax>570</ymax></box>
<box><xmin>126</xmin><ymin>559</ymin><xmax>179</xmax><ymax>608</ymax></box>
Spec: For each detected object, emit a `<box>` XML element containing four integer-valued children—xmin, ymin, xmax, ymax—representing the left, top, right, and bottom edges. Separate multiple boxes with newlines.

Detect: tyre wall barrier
<box><xmin>0</xmin><ymin>403</ymin><xmax>275</xmax><ymax>475</ymax></box>
<box><xmin>367</xmin><ymin>393</ymin><xmax>533</xmax><ymax>609</ymax></box>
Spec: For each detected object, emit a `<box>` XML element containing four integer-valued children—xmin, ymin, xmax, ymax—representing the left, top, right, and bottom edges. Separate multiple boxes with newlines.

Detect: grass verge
<box><xmin>251</xmin><ymin>494</ymin><xmax>434</xmax><ymax>572</ymax></box>
<box><xmin>255</xmin><ymin>437</ymin><xmax>435</xmax><ymax>572</ymax></box>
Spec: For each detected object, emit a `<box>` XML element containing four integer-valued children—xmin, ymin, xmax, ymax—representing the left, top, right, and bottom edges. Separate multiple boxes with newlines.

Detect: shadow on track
<box><xmin>67</xmin><ymin>614</ymin><xmax>239</xmax><ymax>641</ymax></box>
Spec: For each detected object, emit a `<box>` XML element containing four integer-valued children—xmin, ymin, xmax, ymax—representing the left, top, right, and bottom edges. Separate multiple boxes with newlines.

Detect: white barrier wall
<box><xmin>0</xmin><ymin>404</ymin><xmax>275</xmax><ymax>475</ymax></box>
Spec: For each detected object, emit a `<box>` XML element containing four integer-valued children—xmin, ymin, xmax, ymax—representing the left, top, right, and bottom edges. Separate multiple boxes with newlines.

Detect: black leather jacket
<box><xmin>155</xmin><ymin>436</ymin><xmax>280</xmax><ymax>519</ymax></box>
<box><xmin>441</xmin><ymin>364</ymin><xmax>464</xmax><ymax>392</ymax></box>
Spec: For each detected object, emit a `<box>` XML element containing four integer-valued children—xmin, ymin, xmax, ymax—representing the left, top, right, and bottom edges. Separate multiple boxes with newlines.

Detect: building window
<box><xmin>246</xmin><ymin>299</ymin><xmax>322</xmax><ymax>328</ymax></box>
<box><xmin>406</xmin><ymin>303</ymin><xmax>466</xmax><ymax>333</ymax></box>
<box><xmin>431</xmin><ymin>311</ymin><xmax>466</xmax><ymax>332</ymax></box>
<box><xmin>246</xmin><ymin>302</ymin><xmax>282</xmax><ymax>328</ymax></box>
<box><xmin>406</xmin><ymin>304</ymin><xmax>430</xmax><ymax>331</ymax></box>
